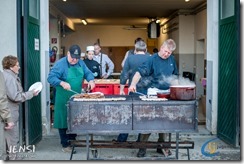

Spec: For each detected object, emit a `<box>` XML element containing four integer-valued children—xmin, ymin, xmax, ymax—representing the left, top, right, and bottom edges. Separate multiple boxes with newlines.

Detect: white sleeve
<box><xmin>105</xmin><ymin>55</ymin><xmax>114</xmax><ymax>76</ymax></box>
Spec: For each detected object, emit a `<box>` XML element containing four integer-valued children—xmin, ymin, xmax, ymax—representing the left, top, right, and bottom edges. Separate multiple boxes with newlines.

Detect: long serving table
<box><xmin>67</xmin><ymin>95</ymin><xmax>198</xmax><ymax>160</ymax></box>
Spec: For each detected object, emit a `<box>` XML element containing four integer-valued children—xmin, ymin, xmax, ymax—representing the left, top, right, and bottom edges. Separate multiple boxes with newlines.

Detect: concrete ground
<box><xmin>10</xmin><ymin>125</ymin><xmax>240</xmax><ymax>161</ymax></box>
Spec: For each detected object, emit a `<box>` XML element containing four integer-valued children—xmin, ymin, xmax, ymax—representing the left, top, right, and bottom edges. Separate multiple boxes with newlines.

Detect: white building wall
<box><xmin>40</xmin><ymin>0</ymin><xmax>51</xmax><ymax>135</ymax></box>
<box><xmin>206</xmin><ymin>0</ymin><xmax>219</xmax><ymax>134</ymax></box>
<box><xmin>195</xmin><ymin>10</ymin><xmax>207</xmax><ymax>99</ymax></box>
<box><xmin>0</xmin><ymin>0</ymin><xmax>17</xmax><ymax>68</ymax></box>
<box><xmin>178</xmin><ymin>15</ymin><xmax>195</xmax><ymax>76</ymax></box>
<box><xmin>61</xmin><ymin>25</ymin><xmax>148</xmax><ymax>54</ymax></box>
<box><xmin>195</xmin><ymin>10</ymin><xmax>207</xmax><ymax>42</ymax></box>
<box><xmin>49</xmin><ymin>18</ymin><xmax>62</xmax><ymax>61</ymax></box>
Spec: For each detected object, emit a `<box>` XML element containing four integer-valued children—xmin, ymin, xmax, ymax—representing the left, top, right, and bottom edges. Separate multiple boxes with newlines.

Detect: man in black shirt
<box><xmin>129</xmin><ymin>39</ymin><xmax>178</xmax><ymax>158</ymax></box>
<box><xmin>83</xmin><ymin>46</ymin><xmax>101</xmax><ymax>78</ymax></box>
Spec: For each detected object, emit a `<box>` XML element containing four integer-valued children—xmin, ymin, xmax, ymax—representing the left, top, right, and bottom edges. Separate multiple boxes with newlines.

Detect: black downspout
<box><xmin>16</xmin><ymin>0</ymin><xmax>26</xmax><ymax>146</ymax></box>
<box><xmin>236</xmin><ymin>0</ymin><xmax>240</xmax><ymax>147</ymax></box>
<box><xmin>22</xmin><ymin>0</ymin><xmax>29</xmax><ymax>146</ymax></box>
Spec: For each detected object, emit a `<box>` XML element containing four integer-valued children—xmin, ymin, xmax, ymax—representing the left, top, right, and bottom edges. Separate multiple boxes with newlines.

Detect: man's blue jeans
<box><xmin>116</xmin><ymin>91</ymin><xmax>146</xmax><ymax>142</ymax></box>
<box><xmin>116</xmin><ymin>133</ymin><xmax>141</xmax><ymax>142</ymax></box>
<box><xmin>117</xmin><ymin>133</ymin><xmax>128</xmax><ymax>142</ymax></box>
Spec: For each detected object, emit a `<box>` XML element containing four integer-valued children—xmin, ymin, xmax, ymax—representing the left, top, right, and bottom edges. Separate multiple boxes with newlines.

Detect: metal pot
<box><xmin>170</xmin><ymin>85</ymin><xmax>196</xmax><ymax>100</ymax></box>
<box><xmin>157</xmin><ymin>92</ymin><xmax>170</xmax><ymax>99</ymax></box>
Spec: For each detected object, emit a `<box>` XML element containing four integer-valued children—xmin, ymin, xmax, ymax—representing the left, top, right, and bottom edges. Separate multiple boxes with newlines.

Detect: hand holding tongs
<box><xmin>84</xmin><ymin>85</ymin><xmax>91</xmax><ymax>93</ymax></box>
<box><xmin>128</xmin><ymin>87</ymin><xmax>147</xmax><ymax>96</ymax></box>
<box><xmin>128</xmin><ymin>91</ymin><xmax>147</xmax><ymax>96</ymax></box>
<box><xmin>133</xmin><ymin>91</ymin><xmax>147</xmax><ymax>96</ymax></box>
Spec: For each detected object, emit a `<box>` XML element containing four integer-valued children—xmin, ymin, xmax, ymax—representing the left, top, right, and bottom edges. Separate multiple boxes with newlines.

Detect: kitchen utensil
<box><xmin>85</xmin><ymin>86</ymin><xmax>91</xmax><ymax>93</ymax></box>
<box><xmin>69</xmin><ymin>89</ymin><xmax>79</xmax><ymax>94</ymax></box>
<box><xmin>132</xmin><ymin>91</ymin><xmax>147</xmax><ymax>96</ymax></box>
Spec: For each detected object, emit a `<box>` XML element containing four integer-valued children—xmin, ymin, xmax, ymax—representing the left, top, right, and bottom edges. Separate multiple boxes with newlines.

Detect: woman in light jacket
<box><xmin>0</xmin><ymin>71</ymin><xmax>14</xmax><ymax>160</ymax></box>
<box><xmin>2</xmin><ymin>55</ymin><xmax>39</xmax><ymax>160</ymax></box>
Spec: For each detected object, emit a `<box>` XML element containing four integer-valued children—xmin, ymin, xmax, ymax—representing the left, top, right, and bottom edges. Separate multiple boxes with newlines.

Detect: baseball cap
<box><xmin>86</xmin><ymin>46</ymin><xmax>94</xmax><ymax>52</ymax></box>
<box><xmin>69</xmin><ymin>45</ymin><xmax>81</xmax><ymax>59</ymax></box>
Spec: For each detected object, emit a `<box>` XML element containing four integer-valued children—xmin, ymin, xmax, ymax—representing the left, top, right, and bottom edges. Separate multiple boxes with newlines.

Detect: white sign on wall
<box><xmin>34</xmin><ymin>38</ymin><xmax>39</xmax><ymax>51</ymax></box>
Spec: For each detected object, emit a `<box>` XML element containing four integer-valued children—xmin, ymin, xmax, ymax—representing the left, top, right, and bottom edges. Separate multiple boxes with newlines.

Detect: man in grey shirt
<box><xmin>93</xmin><ymin>43</ymin><xmax>114</xmax><ymax>79</ymax></box>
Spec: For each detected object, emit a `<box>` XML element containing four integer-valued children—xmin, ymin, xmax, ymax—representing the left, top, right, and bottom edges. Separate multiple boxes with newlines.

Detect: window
<box><xmin>29</xmin><ymin>0</ymin><xmax>39</xmax><ymax>19</ymax></box>
<box><xmin>220</xmin><ymin>0</ymin><xmax>234</xmax><ymax>19</ymax></box>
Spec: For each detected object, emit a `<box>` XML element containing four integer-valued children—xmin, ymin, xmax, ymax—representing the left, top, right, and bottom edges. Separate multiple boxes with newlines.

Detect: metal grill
<box><xmin>67</xmin><ymin>95</ymin><xmax>198</xmax><ymax>160</ymax></box>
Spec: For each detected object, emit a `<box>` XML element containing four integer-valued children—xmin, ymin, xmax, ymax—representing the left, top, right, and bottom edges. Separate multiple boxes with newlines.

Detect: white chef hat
<box><xmin>86</xmin><ymin>46</ymin><xmax>94</xmax><ymax>52</ymax></box>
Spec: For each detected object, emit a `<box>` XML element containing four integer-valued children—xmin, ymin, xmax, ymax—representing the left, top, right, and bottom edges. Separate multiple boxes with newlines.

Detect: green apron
<box><xmin>53</xmin><ymin>66</ymin><xmax>84</xmax><ymax>129</ymax></box>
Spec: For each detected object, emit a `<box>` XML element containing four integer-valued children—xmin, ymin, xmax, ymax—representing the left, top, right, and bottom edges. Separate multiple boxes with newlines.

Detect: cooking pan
<box><xmin>170</xmin><ymin>85</ymin><xmax>196</xmax><ymax>100</ymax></box>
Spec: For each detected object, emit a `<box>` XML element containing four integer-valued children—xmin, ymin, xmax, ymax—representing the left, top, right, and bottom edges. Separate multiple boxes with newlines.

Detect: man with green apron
<box><xmin>47</xmin><ymin>45</ymin><xmax>95</xmax><ymax>153</ymax></box>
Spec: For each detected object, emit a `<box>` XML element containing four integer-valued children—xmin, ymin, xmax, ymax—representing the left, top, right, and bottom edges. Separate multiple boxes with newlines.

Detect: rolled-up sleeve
<box><xmin>105</xmin><ymin>55</ymin><xmax>114</xmax><ymax>76</ymax></box>
<box><xmin>47</xmin><ymin>60</ymin><xmax>66</xmax><ymax>87</ymax></box>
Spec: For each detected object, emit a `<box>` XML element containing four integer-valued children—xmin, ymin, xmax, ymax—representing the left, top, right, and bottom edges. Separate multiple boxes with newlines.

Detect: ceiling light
<box><xmin>63</xmin><ymin>0</ymin><xmax>66</xmax><ymax>2</ymax></box>
<box><xmin>81</xmin><ymin>19</ymin><xmax>87</xmax><ymax>25</ymax></box>
<box><xmin>185</xmin><ymin>0</ymin><xmax>190</xmax><ymax>2</ymax></box>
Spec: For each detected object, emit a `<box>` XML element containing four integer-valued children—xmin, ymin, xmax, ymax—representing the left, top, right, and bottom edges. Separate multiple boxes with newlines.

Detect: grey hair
<box><xmin>163</xmin><ymin>39</ymin><xmax>176</xmax><ymax>51</ymax></box>
<box><xmin>135</xmin><ymin>40</ymin><xmax>147</xmax><ymax>52</ymax></box>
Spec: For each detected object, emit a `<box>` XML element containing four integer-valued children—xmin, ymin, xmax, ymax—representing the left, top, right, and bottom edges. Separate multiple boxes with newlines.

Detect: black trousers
<box><xmin>58</xmin><ymin>128</ymin><xmax>77</xmax><ymax>147</ymax></box>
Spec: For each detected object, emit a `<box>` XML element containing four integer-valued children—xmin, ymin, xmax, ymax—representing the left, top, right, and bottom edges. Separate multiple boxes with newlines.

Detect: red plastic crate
<box><xmin>92</xmin><ymin>84</ymin><xmax>114</xmax><ymax>95</ymax></box>
<box><xmin>113</xmin><ymin>84</ymin><xmax>128</xmax><ymax>95</ymax></box>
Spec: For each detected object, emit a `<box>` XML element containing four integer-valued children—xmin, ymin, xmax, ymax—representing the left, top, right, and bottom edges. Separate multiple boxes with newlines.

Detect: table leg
<box><xmin>86</xmin><ymin>134</ymin><xmax>90</xmax><ymax>160</ymax></box>
<box><xmin>176</xmin><ymin>133</ymin><xmax>179</xmax><ymax>159</ymax></box>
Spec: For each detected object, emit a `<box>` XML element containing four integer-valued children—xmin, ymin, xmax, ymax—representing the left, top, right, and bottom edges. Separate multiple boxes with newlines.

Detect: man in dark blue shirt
<box><xmin>120</xmin><ymin>40</ymin><xmax>151</xmax><ymax>95</ymax></box>
<box><xmin>117</xmin><ymin>40</ymin><xmax>151</xmax><ymax>142</ymax></box>
<box><xmin>121</xmin><ymin>37</ymin><xmax>151</xmax><ymax>68</ymax></box>
<box><xmin>129</xmin><ymin>39</ymin><xmax>178</xmax><ymax>158</ymax></box>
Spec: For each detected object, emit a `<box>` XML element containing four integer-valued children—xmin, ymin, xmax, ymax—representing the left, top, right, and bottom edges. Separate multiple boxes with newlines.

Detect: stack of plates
<box><xmin>28</xmin><ymin>82</ymin><xmax>43</xmax><ymax>93</ymax></box>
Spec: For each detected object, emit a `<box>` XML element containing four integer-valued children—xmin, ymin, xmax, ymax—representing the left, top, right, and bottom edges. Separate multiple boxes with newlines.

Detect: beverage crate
<box><xmin>113</xmin><ymin>84</ymin><xmax>128</xmax><ymax>95</ymax></box>
<box><xmin>92</xmin><ymin>84</ymin><xmax>114</xmax><ymax>95</ymax></box>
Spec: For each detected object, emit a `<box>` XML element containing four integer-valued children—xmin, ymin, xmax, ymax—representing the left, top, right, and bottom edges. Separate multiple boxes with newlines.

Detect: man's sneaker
<box><xmin>62</xmin><ymin>146</ymin><xmax>76</xmax><ymax>154</ymax></box>
<box><xmin>137</xmin><ymin>148</ymin><xmax>146</xmax><ymax>157</ymax></box>
<box><xmin>156</xmin><ymin>148</ymin><xmax>172</xmax><ymax>157</ymax></box>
